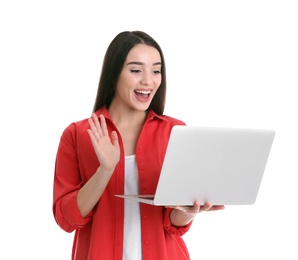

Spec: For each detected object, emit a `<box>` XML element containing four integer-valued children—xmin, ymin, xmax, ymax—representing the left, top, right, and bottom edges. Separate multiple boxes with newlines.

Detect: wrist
<box><xmin>170</xmin><ymin>208</ymin><xmax>194</xmax><ymax>227</ymax></box>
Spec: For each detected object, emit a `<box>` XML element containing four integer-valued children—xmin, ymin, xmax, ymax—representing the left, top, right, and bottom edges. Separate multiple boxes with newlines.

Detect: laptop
<box><xmin>115</xmin><ymin>125</ymin><xmax>275</xmax><ymax>206</ymax></box>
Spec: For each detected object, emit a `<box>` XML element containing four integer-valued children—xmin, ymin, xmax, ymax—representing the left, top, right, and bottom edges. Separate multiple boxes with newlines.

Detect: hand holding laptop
<box><xmin>168</xmin><ymin>201</ymin><xmax>225</xmax><ymax>226</ymax></box>
<box><xmin>168</xmin><ymin>201</ymin><xmax>225</xmax><ymax>213</ymax></box>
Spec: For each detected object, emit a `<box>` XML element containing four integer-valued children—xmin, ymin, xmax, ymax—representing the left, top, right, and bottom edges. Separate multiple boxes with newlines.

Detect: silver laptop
<box><xmin>115</xmin><ymin>125</ymin><xmax>275</xmax><ymax>206</ymax></box>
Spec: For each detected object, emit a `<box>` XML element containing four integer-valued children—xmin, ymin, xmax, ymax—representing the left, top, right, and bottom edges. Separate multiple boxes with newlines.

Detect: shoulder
<box><xmin>147</xmin><ymin>110</ymin><xmax>186</xmax><ymax>127</ymax></box>
<box><xmin>160</xmin><ymin>114</ymin><xmax>186</xmax><ymax>126</ymax></box>
<box><xmin>62</xmin><ymin>118</ymin><xmax>89</xmax><ymax>135</ymax></box>
<box><xmin>60</xmin><ymin>106</ymin><xmax>109</xmax><ymax>139</ymax></box>
<box><xmin>59</xmin><ymin>114</ymin><xmax>93</xmax><ymax>145</ymax></box>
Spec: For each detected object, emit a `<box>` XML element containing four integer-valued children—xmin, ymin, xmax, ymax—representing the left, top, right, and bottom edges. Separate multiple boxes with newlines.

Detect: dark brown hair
<box><xmin>92</xmin><ymin>31</ymin><xmax>166</xmax><ymax>114</ymax></box>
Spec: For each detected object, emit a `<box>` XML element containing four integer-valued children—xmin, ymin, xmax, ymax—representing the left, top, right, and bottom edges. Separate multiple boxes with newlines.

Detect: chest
<box><xmin>119</xmin><ymin>125</ymin><xmax>143</xmax><ymax>156</ymax></box>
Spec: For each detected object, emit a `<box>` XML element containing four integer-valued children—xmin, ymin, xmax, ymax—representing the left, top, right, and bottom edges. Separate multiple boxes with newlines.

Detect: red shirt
<box><xmin>53</xmin><ymin>107</ymin><xmax>192</xmax><ymax>260</ymax></box>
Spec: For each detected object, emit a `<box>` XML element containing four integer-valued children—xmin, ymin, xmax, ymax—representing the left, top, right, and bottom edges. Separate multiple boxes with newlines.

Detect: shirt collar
<box><xmin>94</xmin><ymin>106</ymin><xmax>167</xmax><ymax>122</ymax></box>
<box><xmin>94</xmin><ymin>106</ymin><xmax>111</xmax><ymax>120</ymax></box>
<box><xmin>146</xmin><ymin>109</ymin><xmax>167</xmax><ymax>122</ymax></box>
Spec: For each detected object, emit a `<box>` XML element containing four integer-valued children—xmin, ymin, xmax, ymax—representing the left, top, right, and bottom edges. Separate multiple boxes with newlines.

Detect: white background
<box><xmin>1</xmin><ymin>0</ymin><xmax>297</xmax><ymax>259</ymax></box>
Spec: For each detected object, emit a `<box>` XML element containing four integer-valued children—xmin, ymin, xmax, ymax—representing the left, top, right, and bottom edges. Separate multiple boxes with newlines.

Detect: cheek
<box><xmin>155</xmin><ymin>77</ymin><xmax>162</xmax><ymax>88</ymax></box>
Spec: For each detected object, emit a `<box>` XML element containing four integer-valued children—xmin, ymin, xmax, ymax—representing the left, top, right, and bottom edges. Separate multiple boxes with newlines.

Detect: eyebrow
<box><xmin>126</xmin><ymin>61</ymin><xmax>162</xmax><ymax>66</ymax></box>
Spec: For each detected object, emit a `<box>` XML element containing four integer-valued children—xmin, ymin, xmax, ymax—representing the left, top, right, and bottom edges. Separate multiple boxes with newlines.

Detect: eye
<box><xmin>130</xmin><ymin>69</ymin><xmax>141</xmax><ymax>73</ymax></box>
<box><xmin>154</xmin><ymin>70</ymin><xmax>161</xmax><ymax>74</ymax></box>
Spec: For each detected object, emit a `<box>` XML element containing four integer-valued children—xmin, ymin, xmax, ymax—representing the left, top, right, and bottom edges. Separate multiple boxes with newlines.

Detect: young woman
<box><xmin>53</xmin><ymin>31</ymin><xmax>224</xmax><ymax>260</ymax></box>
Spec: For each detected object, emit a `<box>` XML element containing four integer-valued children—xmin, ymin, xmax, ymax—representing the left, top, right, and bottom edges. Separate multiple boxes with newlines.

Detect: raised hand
<box><xmin>87</xmin><ymin>113</ymin><xmax>120</xmax><ymax>171</ymax></box>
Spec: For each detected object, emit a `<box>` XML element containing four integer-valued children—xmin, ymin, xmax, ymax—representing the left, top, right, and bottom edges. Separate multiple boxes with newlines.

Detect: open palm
<box><xmin>87</xmin><ymin>113</ymin><xmax>120</xmax><ymax>171</ymax></box>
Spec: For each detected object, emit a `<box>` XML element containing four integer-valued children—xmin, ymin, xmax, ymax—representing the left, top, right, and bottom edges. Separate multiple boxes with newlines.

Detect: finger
<box><xmin>88</xmin><ymin>117</ymin><xmax>101</xmax><ymax>140</ymax></box>
<box><xmin>111</xmin><ymin>131</ymin><xmax>120</xmax><ymax>149</ymax></box>
<box><xmin>92</xmin><ymin>113</ymin><xmax>104</xmax><ymax>138</ymax></box>
<box><xmin>99</xmin><ymin>114</ymin><xmax>108</xmax><ymax>137</ymax></box>
<box><xmin>88</xmin><ymin>118</ymin><xmax>97</xmax><ymax>135</ymax></box>
<box><xmin>87</xmin><ymin>128</ymin><xmax>98</xmax><ymax>147</ymax></box>
<box><xmin>205</xmin><ymin>202</ymin><xmax>213</xmax><ymax>210</ymax></box>
<box><xmin>193</xmin><ymin>201</ymin><xmax>201</xmax><ymax>212</ymax></box>
<box><xmin>203</xmin><ymin>202</ymin><xmax>213</xmax><ymax>211</ymax></box>
<box><xmin>209</xmin><ymin>205</ymin><xmax>225</xmax><ymax>211</ymax></box>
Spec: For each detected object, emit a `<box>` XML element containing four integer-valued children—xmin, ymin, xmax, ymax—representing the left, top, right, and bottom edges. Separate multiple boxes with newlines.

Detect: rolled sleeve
<box><xmin>163</xmin><ymin>208</ymin><xmax>192</xmax><ymax>236</ymax></box>
<box><xmin>53</xmin><ymin>190</ymin><xmax>93</xmax><ymax>232</ymax></box>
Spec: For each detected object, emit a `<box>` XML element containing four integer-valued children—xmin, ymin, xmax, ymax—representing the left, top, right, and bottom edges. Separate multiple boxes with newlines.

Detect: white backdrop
<box><xmin>1</xmin><ymin>1</ymin><xmax>297</xmax><ymax>259</ymax></box>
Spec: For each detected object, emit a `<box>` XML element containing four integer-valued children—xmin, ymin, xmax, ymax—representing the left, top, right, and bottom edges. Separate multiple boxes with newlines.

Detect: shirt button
<box><xmin>144</xmin><ymin>240</ymin><xmax>150</xmax><ymax>245</ymax></box>
<box><xmin>143</xmin><ymin>215</ymin><xmax>148</xmax><ymax>220</ymax></box>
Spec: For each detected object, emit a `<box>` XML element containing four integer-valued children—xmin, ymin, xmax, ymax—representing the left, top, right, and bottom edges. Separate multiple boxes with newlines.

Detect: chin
<box><xmin>133</xmin><ymin>103</ymin><xmax>150</xmax><ymax>112</ymax></box>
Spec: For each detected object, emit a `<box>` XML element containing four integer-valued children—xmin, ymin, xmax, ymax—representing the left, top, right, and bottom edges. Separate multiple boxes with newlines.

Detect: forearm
<box><xmin>170</xmin><ymin>208</ymin><xmax>196</xmax><ymax>227</ymax></box>
<box><xmin>77</xmin><ymin>166</ymin><xmax>114</xmax><ymax>218</ymax></box>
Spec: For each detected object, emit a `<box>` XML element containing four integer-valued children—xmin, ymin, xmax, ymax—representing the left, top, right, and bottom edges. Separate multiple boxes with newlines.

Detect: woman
<box><xmin>53</xmin><ymin>31</ymin><xmax>224</xmax><ymax>260</ymax></box>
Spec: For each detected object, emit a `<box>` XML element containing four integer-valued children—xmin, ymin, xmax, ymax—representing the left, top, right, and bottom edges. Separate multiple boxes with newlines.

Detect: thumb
<box><xmin>111</xmin><ymin>131</ymin><xmax>120</xmax><ymax>149</ymax></box>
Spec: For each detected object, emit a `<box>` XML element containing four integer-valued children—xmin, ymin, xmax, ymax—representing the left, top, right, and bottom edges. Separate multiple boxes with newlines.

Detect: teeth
<box><xmin>135</xmin><ymin>90</ymin><xmax>151</xmax><ymax>94</ymax></box>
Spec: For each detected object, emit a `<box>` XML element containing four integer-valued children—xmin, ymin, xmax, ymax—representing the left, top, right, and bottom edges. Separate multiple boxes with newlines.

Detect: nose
<box><xmin>140</xmin><ymin>71</ymin><xmax>153</xmax><ymax>86</ymax></box>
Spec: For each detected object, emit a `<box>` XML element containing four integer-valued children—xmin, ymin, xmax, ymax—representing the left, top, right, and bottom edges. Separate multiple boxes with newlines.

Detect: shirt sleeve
<box><xmin>53</xmin><ymin>190</ymin><xmax>93</xmax><ymax>232</ymax></box>
<box><xmin>53</xmin><ymin>124</ymin><xmax>93</xmax><ymax>232</ymax></box>
<box><xmin>163</xmin><ymin>208</ymin><xmax>193</xmax><ymax>236</ymax></box>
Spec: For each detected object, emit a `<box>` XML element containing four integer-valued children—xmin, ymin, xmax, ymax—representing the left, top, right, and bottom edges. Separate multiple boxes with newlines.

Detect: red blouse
<box><xmin>53</xmin><ymin>107</ymin><xmax>192</xmax><ymax>260</ymax></box>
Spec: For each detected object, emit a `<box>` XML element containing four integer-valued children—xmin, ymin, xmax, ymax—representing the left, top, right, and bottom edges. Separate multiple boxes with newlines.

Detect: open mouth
<box><xmin>134</xmin><ymin>90</ymin><xmax>151</xmax><ymax>99</ymax></box>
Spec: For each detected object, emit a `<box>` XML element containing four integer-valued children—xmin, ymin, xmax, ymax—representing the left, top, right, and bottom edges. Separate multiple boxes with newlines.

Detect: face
<box><xmin>112</xmin><ymin>44</ymin><xmax>162</xmax><ymax>112</ymax></box>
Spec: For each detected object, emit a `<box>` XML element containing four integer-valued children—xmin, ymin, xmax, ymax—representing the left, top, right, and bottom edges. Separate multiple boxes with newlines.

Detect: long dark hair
<box><xmin>92</xmin><ymin>31</ymin><xmax>166</xmax><ymax>115</ymax></box>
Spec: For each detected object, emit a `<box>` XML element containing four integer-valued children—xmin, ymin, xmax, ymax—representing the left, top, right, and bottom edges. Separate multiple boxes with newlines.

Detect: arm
<box><xmin>77</xmin><ymin>113</ymin><xmax>120</xmax><ymax>218</ymax></box>
<box><xmin>53</xmin><ymin>114</ymin><xmax>120</xmax><ymax>230</ymax></box>
<box><xmin>77</xmin><ymin>166</ymin><xmax>115</xmax><ymax>218</ymax></box>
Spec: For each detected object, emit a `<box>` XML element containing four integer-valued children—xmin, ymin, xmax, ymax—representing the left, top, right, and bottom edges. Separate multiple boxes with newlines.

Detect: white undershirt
<box><xmin>123</xmin><ymin>155</ymin><xmax>142</xmax><ymax>260</ymax></box>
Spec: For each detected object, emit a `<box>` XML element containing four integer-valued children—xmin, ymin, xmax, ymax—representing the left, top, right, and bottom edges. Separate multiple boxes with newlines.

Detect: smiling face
<box><xmin>111</xmin><ymin>44</ymin><xmax>162</xmax><ymax>113</ymax></box>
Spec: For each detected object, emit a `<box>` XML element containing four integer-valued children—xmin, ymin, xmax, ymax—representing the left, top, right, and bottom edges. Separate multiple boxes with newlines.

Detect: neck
<box><xmin>108</xmin><ymin>103</ymin><xmax>147</xmax><ymax>129</ymax></box>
